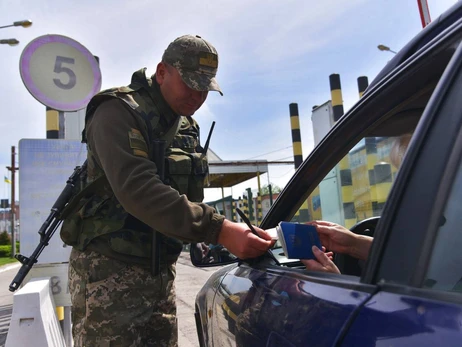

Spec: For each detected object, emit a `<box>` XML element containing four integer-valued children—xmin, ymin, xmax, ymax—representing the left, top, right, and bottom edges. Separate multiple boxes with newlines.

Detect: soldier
<box><xmin>61</xmin><ymin>34</ymin><xmax>274</xmax><ymax>346</ymax></box>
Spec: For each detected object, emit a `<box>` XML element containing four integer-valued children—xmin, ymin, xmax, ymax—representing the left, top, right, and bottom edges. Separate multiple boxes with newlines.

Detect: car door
<box><xmin>211</xmin><ymin>13</ymin><xmax>462</xmax><ymax>347</ymax></box>
<box><xmin>340</xmin><ymin>32</ymin><xmax>462</xmax><ymax>347</ymax></box>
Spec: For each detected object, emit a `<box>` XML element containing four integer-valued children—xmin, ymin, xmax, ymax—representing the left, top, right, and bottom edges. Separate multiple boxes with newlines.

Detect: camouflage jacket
<box><xmin>60</xmin><ymin>69</ymin><xmax>223</xmax><ymax>266</ymax></box>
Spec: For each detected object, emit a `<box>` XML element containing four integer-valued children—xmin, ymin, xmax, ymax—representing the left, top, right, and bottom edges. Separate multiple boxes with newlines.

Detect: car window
<box><xmin>424</xmin><ymin>158</ymin><xmax>462</xmax><ymax>293</ymax></box>
<box><xmin>289</xmin><ymin>134</ymin><xmax>412</xmax><ymax>228</ymax></box>
<box><xmin>271</xmin><ymin>130</ymin><xmax>416</xmax><ymax>258</ymax></box>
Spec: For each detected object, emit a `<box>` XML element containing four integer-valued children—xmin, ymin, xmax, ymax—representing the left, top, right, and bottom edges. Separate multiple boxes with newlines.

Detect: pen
<box><xmin>236</xmin><ymin>207</ymin><xmax>261</xmax><ymax>238</ymax></box>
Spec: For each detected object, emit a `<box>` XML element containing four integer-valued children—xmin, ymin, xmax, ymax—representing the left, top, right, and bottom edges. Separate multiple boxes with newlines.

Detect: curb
<box><xmin>0</xmin><ymin>262</ymin><xmax>20</xmax><ymax>274</ymax></box>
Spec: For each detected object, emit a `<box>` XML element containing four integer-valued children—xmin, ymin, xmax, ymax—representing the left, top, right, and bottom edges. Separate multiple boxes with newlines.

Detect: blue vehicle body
<box><xmin>342</xmin><ymin>291</ymin><xmax>462</xmax><ymax>346</ymax></box>
<box><xmin>194</xmin><ymin>2</ymin><xmax>462</xmax><ymax>346</ymax></box>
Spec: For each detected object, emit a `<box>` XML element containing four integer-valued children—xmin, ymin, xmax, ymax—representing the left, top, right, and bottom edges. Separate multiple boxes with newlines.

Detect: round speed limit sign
<box><xmin>20</xmin><ymin>34</ymin><xmax>102</xmax><ymax>112</ymax></box>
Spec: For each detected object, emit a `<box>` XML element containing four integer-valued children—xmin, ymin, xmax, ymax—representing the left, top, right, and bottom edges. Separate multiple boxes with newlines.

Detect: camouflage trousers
<box><xmin>68</xmin><ymin>248</ymin><xmax>178</xmax><ymax>347</ymax></box>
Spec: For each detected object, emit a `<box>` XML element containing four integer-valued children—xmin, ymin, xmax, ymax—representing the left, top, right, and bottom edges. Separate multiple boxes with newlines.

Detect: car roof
<box><xmin>369</xmin><ymin>1</ymin><xmax>462</xmax><ymax>90</ymax></box>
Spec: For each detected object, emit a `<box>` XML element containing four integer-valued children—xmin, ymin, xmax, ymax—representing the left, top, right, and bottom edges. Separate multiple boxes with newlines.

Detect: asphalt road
<box><xmin>0</xmin><ymin>253</ymin><xmax>219</xmax><ymax>347</ymax></box>
<box><xmin>176</xmin><ymin>253</ymin><xmax>218</xmax><ymax>347</ymax></box>
<box><xmin>0</xmin><ymin>263</ymin><xmax>19</xmax><ymax>347</ymax></box>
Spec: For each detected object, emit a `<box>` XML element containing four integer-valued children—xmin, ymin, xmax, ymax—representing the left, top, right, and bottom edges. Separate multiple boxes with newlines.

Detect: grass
<box><xmin>0</xmin><ymin>257</ymin><xmax>18</xmax><ymax>267</ymax></box>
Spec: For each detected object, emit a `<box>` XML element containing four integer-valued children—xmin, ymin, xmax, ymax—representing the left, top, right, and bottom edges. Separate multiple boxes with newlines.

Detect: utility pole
<box><xmin>6</xmin><ymin>146</ymin><xmax>17</xmax><ymax>258</ymax></box>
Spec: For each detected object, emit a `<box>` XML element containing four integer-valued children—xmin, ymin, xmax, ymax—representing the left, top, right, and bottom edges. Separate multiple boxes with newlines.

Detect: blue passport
<box><xmin>276</xmin><ymin>222</ymin><xmax>322</xmax><ymax>259</ymax></box>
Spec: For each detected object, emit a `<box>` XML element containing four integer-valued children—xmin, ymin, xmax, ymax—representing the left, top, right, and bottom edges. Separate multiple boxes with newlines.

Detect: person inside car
<box><xmin>301</xmin><ymin>133</ymin><xmax>412</xmax><ymax>274</ymax></box>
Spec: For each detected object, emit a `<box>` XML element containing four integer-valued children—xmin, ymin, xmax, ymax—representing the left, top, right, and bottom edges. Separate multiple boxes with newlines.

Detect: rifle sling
<box><xmin>59</xmin><ymin>175</ymin><xmax>108</xmax><ymax>220</ymax></box>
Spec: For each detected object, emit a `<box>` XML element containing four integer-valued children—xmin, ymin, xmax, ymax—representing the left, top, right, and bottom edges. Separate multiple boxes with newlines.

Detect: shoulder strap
<box><xmin>161</xmin><ymin>116</ymin><xmax>182</xmax><ymax>148</ymax></box>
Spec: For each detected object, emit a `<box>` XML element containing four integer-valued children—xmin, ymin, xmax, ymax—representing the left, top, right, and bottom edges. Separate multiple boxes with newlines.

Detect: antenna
<box><xmin>201</xmin><ymin>121</ymin><xmax>215</xmax><ymax>157</ymax></box>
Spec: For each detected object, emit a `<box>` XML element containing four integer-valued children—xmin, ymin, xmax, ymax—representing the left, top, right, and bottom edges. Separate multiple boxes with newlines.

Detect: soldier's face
<box><xmin>156</xmin><ymin>63</ymin><xmax>208</xmax><ymax>116</ymax></box>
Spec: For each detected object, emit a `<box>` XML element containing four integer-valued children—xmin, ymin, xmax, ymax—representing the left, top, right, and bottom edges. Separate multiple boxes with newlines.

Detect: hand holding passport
<box><xmin>267</xmin><ymin>222</ymin><xmax>322</xmax><ymax>259</ymax></box>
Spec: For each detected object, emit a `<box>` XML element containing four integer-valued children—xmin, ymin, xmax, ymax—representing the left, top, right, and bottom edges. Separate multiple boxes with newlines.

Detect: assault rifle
<box><xmin>9</xmin><ymin>161</ymin><xmax>88</xmax><ymax>292</ymax></box>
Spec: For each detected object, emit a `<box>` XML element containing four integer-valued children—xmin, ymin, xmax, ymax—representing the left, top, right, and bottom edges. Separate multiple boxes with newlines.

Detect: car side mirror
<box><xmin>189</xmin><ymin>242</ymin><xmax>238</xmax><ymax>267</ymax></box>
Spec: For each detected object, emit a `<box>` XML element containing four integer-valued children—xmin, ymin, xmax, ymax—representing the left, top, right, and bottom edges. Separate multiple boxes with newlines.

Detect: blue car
<box><xmin>191</xmin><ymin>2</ymin><xmax>462</xmax><ymax>346</ymax></box>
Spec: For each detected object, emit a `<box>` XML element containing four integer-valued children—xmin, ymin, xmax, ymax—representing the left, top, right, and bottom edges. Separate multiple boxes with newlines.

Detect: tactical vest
<box><xmin>60</xmin><ymin>69</ymin><xmax>209</xmax><ymax>265</ymax></box>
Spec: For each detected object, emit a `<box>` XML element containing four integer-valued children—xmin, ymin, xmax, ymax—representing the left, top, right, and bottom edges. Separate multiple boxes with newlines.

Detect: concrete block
<box><xmin>6</xmin><ymin>277</ymin><xmax>66</xmax><ymax>347</ymax></box>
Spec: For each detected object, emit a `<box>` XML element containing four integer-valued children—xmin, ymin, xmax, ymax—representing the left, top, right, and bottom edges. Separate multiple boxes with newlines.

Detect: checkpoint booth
<box><xmin>208</xmin><ymin>149</ymin><xmax>269</xmax><ymax>220</ymax></box>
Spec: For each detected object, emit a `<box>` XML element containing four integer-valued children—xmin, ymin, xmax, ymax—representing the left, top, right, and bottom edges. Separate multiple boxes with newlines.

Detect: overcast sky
<box><xmin>0</xmin><ymin>0</ymin><xmax>458</xmax><ymax>203</ymax></box>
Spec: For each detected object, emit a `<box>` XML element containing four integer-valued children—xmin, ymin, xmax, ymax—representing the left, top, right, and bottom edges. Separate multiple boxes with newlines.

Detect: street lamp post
<box><xmin>0</xmin><ymin>20</ymin><xmax>32</xmax><ymax>46</ymax></box>
<box><xmin>0</xmin><ymin>39</ymin><xmax>19</xmax><ymax>46</ymax></box>
<box><xmin>0</xmin><ymin>19</ymin><xmax>33</xmax><ymax>29</ymax></box>
<box><xmin>377</xmin><ymin>44</ymin><xmax>397</xmax><ymax>54</ymax></box>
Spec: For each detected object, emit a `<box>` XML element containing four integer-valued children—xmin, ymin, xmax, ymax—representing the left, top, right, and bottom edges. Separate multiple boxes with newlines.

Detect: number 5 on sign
<box><xmin>20</xmin><ymin>34</ymin><xmax>101</xmax><ymax>112</ymax></box>
<box><xmin>53</xmin><ymin>56</ymin><xmax>76</xmax><ymax>90</ymax></box>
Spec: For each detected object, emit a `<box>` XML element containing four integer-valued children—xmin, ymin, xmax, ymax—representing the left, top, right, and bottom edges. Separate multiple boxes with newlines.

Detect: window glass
<box><xmin>424</xmin><ymin>159</ymin><xmax>462</xmax><ymax>293</ymax></box>
<box><xmin>289</xmin><ymin>134</ymin><xmax>412</xmax><ymax>229</ymax></box>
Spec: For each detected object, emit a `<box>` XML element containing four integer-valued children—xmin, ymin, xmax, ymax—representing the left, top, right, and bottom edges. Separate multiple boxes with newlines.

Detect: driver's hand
<box><xmin>307</xmin><ymin>221</ymin><xmax>373</xmax><ymax>260</ymax></box>
<box><xmin>306</xmin><ymin>221</ymin><xmax>358</xmax><ymax>255</ymax></box>
<box><xmin>301</xmin><ymin>246</ymin><xmax>340</xmax><ymax>274</ymax></box>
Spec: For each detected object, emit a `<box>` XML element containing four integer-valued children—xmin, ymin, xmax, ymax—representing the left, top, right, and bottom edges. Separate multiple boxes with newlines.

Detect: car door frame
<box><xmin>260</xmin><ymin>19</ymin><xmax>461</xmax><ymax>232</ymax></box>
<box><xmin>332</xmin><ymin>39</ymin><xmax>462</xmax><ymax>346</ymax></box>
<box><xmin>365</xmin><ymin>35</ymin><xmax>462</xmax><ymax>306</ymax></box>
<box><xmin>259</xmin><ymin>14</ymin><xmax>462</xmax><ymax>288</ymax></box>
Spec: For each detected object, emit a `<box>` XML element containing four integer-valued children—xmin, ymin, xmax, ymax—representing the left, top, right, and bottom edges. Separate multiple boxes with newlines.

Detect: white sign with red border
<box><xmin>20</xmin><ymin>34</ymin><xmax>101</xmax><ymax>112</ymax></box>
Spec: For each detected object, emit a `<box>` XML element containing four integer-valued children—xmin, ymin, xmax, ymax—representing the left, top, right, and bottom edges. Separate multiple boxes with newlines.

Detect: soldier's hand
<box><xmin>217</xmin><ymin>219</ymin><xmax>275</xmax><ymax>259</ymax></box>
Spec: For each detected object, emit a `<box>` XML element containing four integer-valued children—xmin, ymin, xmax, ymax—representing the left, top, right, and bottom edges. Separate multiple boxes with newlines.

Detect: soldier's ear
<box><xmin>156</xmin><ymin>62</ymin><xmax>167</xmax><ymax>85</ymax></box>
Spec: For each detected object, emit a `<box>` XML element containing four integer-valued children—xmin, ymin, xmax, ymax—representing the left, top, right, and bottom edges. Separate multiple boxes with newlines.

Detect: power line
<box><xmin>269</xmin><ymin>167</ymin><xmax>294</xmax><ymax>179</ymax></box>
<box><xmin>274</xmin><ymin>156</ymin><xmax>294</xmax><ymax>161</ymax></box>
<box><xmin>245</xmin><ymin>146</ymin><xmax>292</xmax><ymax>160</ymax></box>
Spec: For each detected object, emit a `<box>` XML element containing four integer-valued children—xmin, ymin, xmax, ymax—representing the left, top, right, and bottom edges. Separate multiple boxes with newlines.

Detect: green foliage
<box><xmin>0</xmin><ymin>244</ymin><xmax>19</xmax><ymax>257</ymax></box>
<box><xmin>260</xmin><ymin>184</ymin><xmax>282</xmax><ymax>195</ymax></box>
<box><xmin>0</xmin><ymin>257</ymin><xmax>18</xmax><ymax>266</ymax></box>
<box><xmin>0</xmin><ymin>245</ymin><xmax>11</xmax><ymax>257</ymax></box>
<box><xmin>0</xmin><ymin>231</ymin><xmax>10</xmax><ymax>245</ymax></box>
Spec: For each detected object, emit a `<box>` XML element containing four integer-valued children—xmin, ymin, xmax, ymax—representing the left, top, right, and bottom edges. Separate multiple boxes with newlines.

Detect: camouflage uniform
<box><xmin>62</xmin><ymin>35</ymin><xmax>224</xmax><ymax>346</ymax></box>
<box><xmin>69</xmin><ymin>249</ymin><xmax>177</xmax><ymax>347</ymax></box>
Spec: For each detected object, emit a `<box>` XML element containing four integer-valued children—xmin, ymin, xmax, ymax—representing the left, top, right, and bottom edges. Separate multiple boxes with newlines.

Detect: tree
<box><xmin>260</xmin><ymin>184</ymin><xmax>281</xmax><ymax>195</ymax></box>
<box><xmin>0</xmin><ymin>230</ymin><xmax>10</xmax><ymax>245</ymax></box>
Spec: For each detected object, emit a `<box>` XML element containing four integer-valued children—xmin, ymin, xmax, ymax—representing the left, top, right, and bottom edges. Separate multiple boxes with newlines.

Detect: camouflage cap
<box><xmin>162</xmin><ymin>34</ymin><xmax>223</xmax><ymax>96</ymax></box>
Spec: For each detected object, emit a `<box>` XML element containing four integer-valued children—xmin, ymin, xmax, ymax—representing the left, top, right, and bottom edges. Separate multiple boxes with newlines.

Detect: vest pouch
<box><xmin>60</xmin><ymin>197</ymin><xmax>89</xmax><ymax>246</ymax></box>
<box><xmin>75</xmin><ymin>194</ymin><xmax>125</xmax><ymax>251</ymax></box>
<box><xmin>161</xmin><ymin>234</ymin><xmax>184</xmax><ymax>256</ymax></box>
<box><xmin>191</xmin><ymin>152</ymin><xmax>208</xmax><ymax>175</ymax></box>
<box><xmin>60</xmin><ymin>194</ymin><xmax>112</xmax><ymax>248</ymax></box>
<box><xmin>59</xmin><ymin>172</ymin><xmax>113</xmax><ymax>246</ymax></box>
<box><xmin>166</xmin><ymin>153</ymin><xmax>192</xmax><ymax>195</ymax></box>
<box><xmin>108</xmin><ymin>229</ymin><xmax>152</xmax><ymax>258</ymax></box>
<box><xmin>188</xmin><ymin>153</ymin><xmax>208</xmax><ymax>202</ymax></box>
